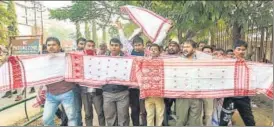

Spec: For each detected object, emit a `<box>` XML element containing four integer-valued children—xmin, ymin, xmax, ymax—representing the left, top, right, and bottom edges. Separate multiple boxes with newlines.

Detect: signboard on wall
<box><xmin>11</xmin><ymin>36</ymin><xmax>41</xmax><ymax>55</ymax></box>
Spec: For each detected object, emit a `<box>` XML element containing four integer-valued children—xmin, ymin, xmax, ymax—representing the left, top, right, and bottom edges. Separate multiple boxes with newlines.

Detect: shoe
<box><xmin>29</xmin><ymin>87</ymin><xmax>35</xmax><ymax>94</ymax></box>
<box><xmin>12</xmin><ymin>90</ymin><xmax>17</xmax><ymax>94</ymax></box>
<box><xmin>168</xmin><ymin>115</ymin><xmax>174</xmax><ymax>120</ymax></box>
<box><xmin>2</xmin><ymin>91</ymin><xmax>12</xmax><ymax>98</ymax></box>
<box><xmin>15</xmin><ymin>95</ymin><xmax>23</xmax><ymax>101</ymax></box>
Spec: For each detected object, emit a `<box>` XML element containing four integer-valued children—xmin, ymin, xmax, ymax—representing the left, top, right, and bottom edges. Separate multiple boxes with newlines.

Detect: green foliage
<box><xmin>49</xmin><ymin>1</ymin><xmax>273</xmax><ymax>44</ymax></box>
<box><xmin>0</xmin><ymin>3</ymin><xmax>11</xmax><ymax>46</ymax></box>
<box><xmin>7</xmin><ymin>1</ymin><xmax>18</xmax><ymax>37</ymax></box>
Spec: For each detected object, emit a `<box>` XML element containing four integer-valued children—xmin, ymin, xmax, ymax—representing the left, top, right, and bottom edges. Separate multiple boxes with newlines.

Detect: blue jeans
<box><xmin>73</xmin><ymin>85</ymin><xmax>83</xmax><ymax>125</ymax></box>
<box><xmin>43</xmin><ymin>90</ymin><xmax>77</xmax><ymax>126</ymax></box>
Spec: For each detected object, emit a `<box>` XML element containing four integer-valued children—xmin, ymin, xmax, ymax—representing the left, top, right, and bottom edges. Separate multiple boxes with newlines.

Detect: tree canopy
<box><xmin>49</xmin><ymin>1</ymin><xmax>273</xmax><ymax>45</ymax></box>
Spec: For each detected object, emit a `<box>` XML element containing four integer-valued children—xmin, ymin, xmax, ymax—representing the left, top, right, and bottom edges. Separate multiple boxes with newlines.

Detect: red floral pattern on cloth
<box><xmin>8</xmin><ymin>56</ymin><xmax>24</xmax><ymax>89</ymax></box>
<box><xmin>139</xmin><ymin>58</ymin><xmax>165</xmax><ymax>98</ymax></box>
<box><xmin>70</xmin><ymin>54</ymin><xmax>84</xmax><ymax>80</ymax></box>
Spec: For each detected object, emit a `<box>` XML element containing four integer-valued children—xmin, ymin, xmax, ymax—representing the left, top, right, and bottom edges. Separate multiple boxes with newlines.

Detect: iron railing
<box><xmin>0</xmin><ymin>94</ymin><xmax>42</xmax><ymax>126</ymax></box>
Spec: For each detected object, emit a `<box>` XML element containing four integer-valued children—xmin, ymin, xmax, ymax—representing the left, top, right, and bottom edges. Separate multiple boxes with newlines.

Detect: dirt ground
<box><xmin>232</xmin><ymin>94</ymin><xmax>273</xmax><ymax>126</ymax></box>
<box><xmin>7</xmin><ymin>94</ymin><xmax>273</xmax><ymax>126</ymax></box>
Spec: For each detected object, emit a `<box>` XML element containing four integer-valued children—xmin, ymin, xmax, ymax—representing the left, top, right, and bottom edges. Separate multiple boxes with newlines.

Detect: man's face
<box><xmin>213</xmin><ymin>50</ymin><xmax>224</xmax><ymax>57</ymax></box>
<box><xmin>47</xmin><ymin>41</ymin><xmax>61</xmax><ymax>53</ymax></box>
<box><xmin>84</xmin><ymin>42</ymin><xmax>95</xmax><ymax>50</ymax></box>
<box><xmin>77</xmin><ymin>41</ymin><xmax>85</xmax><ymax>51</ymax></box>
<box><xmin>167</xmin><ymin>43</ymin><xmax>179</xmax><ymax>55</ymax></box>
<box><xmin>110</xmin><ymin>42</ymin><xmax>121</xmax><ymax>56</ymax></box>
<box><xmin>182</xmin><ymin>43</ymin><xmax>195</xmax><ymax>57</ymax></box>
<box><xmin>198</xmin><ymin>43</ymin><xmax>206</xmax><ymax>51</ymax></box>
<box><xmin>133</xmin><ymin>42</ymin><xmax>144</xmax><ymax>52</ymax></box>
<box><xmin>150</xmin><ymin>46</ymin><xmax>161</xmax><ymax>57</ymax></box>
<box><xmin>234</xmin><ymin>46</ymin><xmax>246</xmax><ymax>59</ymax></box>
<box><xmin>226</xmin><ymin>52</ymin><xmax>234</xmax><ymax>58</ymax></box>
<box><xmin>99</xmin><ymin>44</ymin><xmax>107</xmax><ymax>50</ymax></box>
<box><xmin>203</xmin><ymin>48</ymin><xmax>212</xmax><ymax>55</ymax></box>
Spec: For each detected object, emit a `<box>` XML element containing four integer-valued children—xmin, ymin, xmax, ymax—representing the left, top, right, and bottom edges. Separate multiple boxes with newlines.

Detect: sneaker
<box><xmin>29</xmin><ymin>87</ymin><xmax>35</xmax><ymax>94</ymax></box>
<box><xmin>168</xmin><ymin>115</ymin><xmax>174</xmax><ymax>120</ymax></box>
<box><xmin>2</xmin><ymin>91</ymin><xmax>12</xmax><ymax>98</ymax></box>
<box><xmin>12</xmin><ymin>90</ymin><xmax>17</xmax><ymax>94</ymax></box>
<box><xmin>15</xmin><ymin>95</ymin><xmax>23</xmax><ymax>101</ymax></box>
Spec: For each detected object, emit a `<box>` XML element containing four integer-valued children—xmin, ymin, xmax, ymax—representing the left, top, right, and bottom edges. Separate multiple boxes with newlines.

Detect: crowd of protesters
<box><xmin>1</xmin><ymin>20</ymin><xmax>271</xmax><ymax>126</ymax></box>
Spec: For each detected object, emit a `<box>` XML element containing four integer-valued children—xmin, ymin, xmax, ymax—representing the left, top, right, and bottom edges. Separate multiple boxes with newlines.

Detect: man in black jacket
<box><xmin>219</xmin><ymin>40</ymin><xmax>255</xmax><ymax>126</ymax></box>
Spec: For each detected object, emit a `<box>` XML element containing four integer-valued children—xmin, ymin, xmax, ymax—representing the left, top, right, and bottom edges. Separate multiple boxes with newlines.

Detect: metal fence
<box><xmin>211</xmin><ymin>23</ymin><xmax>273</xmax><ymax>63</ymax></box>
<box><xmin>0</xmin><ymin>94</ymin><xmax>42</xmax><ymax>126</ymax></box>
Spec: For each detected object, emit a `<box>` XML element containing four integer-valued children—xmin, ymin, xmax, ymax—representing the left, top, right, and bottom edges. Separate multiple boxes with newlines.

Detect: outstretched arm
<box><xmin>115</xmin><ymin>21</ymin><xmax>142</xmax><ymax>54</ymax></box>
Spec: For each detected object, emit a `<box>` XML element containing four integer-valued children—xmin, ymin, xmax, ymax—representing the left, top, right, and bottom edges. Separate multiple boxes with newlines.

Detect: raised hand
<box><xmin>115</xmin><ymin>20</ymin><xmax>122</xmax><ymax>29</ymax></box>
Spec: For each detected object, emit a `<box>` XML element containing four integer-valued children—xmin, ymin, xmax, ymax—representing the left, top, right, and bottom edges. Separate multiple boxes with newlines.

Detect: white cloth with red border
<box><xmin>120</xmin><ymin>5</ymin><xmax>173</xmax><ymax>45</ymax></box>
<box><xmin>0</xmin><ymin>53</ymin><xmax>272</xmax><ymax>100</ymax></box>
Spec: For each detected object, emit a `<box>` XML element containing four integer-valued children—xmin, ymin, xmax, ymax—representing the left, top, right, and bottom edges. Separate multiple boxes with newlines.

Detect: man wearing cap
<box><xmin>164</xmin><ymin>40</ymin><xmax>181</xmax><ymax>123</ymax></box>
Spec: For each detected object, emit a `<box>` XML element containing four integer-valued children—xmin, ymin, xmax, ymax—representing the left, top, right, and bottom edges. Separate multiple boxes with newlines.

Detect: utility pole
<box><xmin>35</xmin><ymin>2</ymin><xmax>46</xmax><ymax>54</ymax></box>
<box><xmin>37</xmin><ymin>4</ymin><xmax>45</xmax><ymax>43</ymax></box>
<box><xmin>33</xmin><ymin>2</ymin><xmax>37</xmax><ymax>35</ymax></box>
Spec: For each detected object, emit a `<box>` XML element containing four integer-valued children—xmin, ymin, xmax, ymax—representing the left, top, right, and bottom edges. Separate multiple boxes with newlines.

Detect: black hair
<box><xmin>86</xmin><ymin>40</ymin><xmax>95</xmax><ymax>45</ymax></box>
<box><xmin>226</xmin><ymin>49</ymin><xmax>233</xmax><ymax>54</ymax></box>
<box><xmin>132</xmin><ymin>36</ymin><xmax>144</xmax><ymax>45</ymax></box>
<box><xmin>168</xmin><ymin>41</ymin><xmax>180</xmax><ymax>48</ymax></box>
<box><xmin>45</xmin><ymin>37</ymin><xmax>61</xmax><ymax>46</ymax></box>
<box><xmin>183</xmin><ymin>40</ymin><xmax>197</xmax><ymax>48</ymax></box>
<box><xmin>149</xmin><ymin>43</ymin><xmax>161</xmax><ymax>51</ymax></box>
<box><xmin>215</xmin><ymin>48</ymin><xmax>225</xmax><ymax>53</ymax></box>
<box><xmin>146</xmin><ymin>41</ymin><xmax>152</xmax><ymax>44</ymax></box>
<box><xmin>198</xmin><ymin>41</ymin><xmax>206</xmax><ymax>46</ymax></box>
<box><xmin>109</xmin><ymin>38</ymin><xmax>122</xmax><ymax>45</ymax></box>
<box><xmin>76</xmin><ymin>37</ymin><xmax>86</xmax><ymax>45</ymax></box>
<box><xmin>202</xmin><ymin>45</ymin><xmax>213</xmax><ymax>52</ymax></box>
<box><xmin>233</xmin><ymin>40</ymin><xmax>248</xmax><ymax>49</ymax></box>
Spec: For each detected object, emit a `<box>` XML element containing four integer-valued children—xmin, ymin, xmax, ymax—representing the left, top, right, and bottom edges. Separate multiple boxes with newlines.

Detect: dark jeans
<box><xmin>74</xmin><ymin>85</ymin><xmax>83</xmax><ymax>126</ymax></box>
<box><xmin>129</xmin><ymin>88</ymin><xmax>140</xmax><ymax>126</ymax></box>
<box><xmin>219</xmin><ymin>97</ymin><xmax>255</xmax><ymax>126</ymax></box>
<box><xmin>164</xmin><ymin>98</ymin><xmax>176</xmax><ymax>116</ymax></box>
<box><xmin>55</xmin><ymin>105</ymin><xmax>68</xmax><ymax>126</ymax></box>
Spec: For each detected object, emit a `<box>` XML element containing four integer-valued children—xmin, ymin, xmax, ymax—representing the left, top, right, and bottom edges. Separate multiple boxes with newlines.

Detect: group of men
<box><xmin>0</xmin><ymin>21</ymin><xmax>256</xmax><ymax>126</ymax></box>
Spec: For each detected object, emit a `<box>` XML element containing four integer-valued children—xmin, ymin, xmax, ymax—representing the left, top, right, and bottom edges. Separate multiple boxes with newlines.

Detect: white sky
<box><xmin>40</xmin><ymin>1</ymin><xmax>72</xmax><ymax>9</ymax></box>
<box><xmin>39</xmin><ymin>1</ymin><xmax>130</xmax><ymax>42</ymax></box>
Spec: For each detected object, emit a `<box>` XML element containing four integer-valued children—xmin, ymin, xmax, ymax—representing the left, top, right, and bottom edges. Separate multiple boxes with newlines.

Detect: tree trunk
<box><xmin>75</xmin><ymin>21</ymin><xmax>82</xmax><ymax>39</ymax></box>
<box><xmin>84</xmin><ymin>21</ymin><xmax>90</xmax><ymax>40</ymax></box>
<box><xmin>91</xmin><ymin>20</ymin><xmax>97</xmax><ymax>45</ymax></box>
<box><xmin>182</xmin><ymin>30</ymin><xmax>196</xmax><ymax>42</ymax></box>
<box><xmin>209</xmin><ymin>29</ymin><xmax>215</xmax><ymax>46</ymax></box>
<box><xmin>232</xmin><ymin>22</ymin><xmax>243</xmax><ymax>45</ymax></box>
<box><xmin>270</xmin><ymin>24</ymin><xmax>274</xmax><ymax>63</ymax></box>
<box><xmin>102</xmin><ymin>26</ymin><xmax>106</xmax><ymax>43</ymax></box>
<box><xmin>259</xmin><ymin>27</ymin><xmax>265</xmax><ymax>60</ymax></box>
<box><xmin>177</xmin><ymin>28</ymin><xmax>183</xmax><ymax>44</ymax></box>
